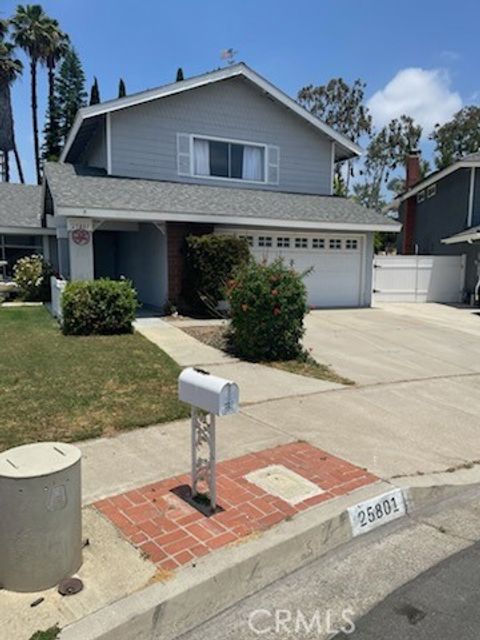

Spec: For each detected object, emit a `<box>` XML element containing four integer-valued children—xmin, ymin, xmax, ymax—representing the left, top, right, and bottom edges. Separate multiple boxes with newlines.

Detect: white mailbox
<box><xmin>179</xmin><ymin>367</ymin><xmax>239</xmax><ymax>416</ymax></box>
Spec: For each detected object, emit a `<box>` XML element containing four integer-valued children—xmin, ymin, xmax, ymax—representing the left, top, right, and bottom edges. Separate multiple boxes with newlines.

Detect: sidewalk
<box><xmin>134</xmin><ymin>318</ymin><xmax>343</xmax><ymax>404</ymax></box>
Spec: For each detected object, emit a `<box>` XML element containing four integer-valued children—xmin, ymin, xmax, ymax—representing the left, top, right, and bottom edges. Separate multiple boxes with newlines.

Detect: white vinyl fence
<box><xmin>373</xmin><ymin>255</ymin><xmax>466</xmax><ymax>303</ymax></box>
<box><xmin>50</xmin><ymin>276</ymin><xmax>67</xmax><ymax>319</ymax></box>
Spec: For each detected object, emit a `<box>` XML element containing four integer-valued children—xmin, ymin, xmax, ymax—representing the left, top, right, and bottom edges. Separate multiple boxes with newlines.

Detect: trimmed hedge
<box><xmin>184</xmin><ymin>234</ymin><xmax>250</xmax><ymax>311</ymax></box>
<box><xmin>13</xmin><ymin>254</ymin><xmax>54</xmax><ymax>302</ymax></box>
<box><xmin>226</xmin><ymin>258</ymin><xmax>308</xmax><ymax>361</ymax></box>
<box><xmin>62</xmin><ymin>279</ymin><xmax>137</xmax><ymax>335</ymax></box>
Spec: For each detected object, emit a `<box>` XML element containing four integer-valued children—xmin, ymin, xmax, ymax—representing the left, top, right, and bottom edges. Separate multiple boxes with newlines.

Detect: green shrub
<box><xmin>62</xmin><ymin>279</ymin><xmax>137</xmax><ymax>335</ymax></box>
<box><xmin>13</xmin><ymin>254</ymin><xmax>54</xmax><ymax>302</ymax></box>
<box><xmin>184</xmin><ymin>234</ymin><xmax>250</xmax><ymax>311</ymax></box>
<box><xmin>227</xmin><ymin>259</ymin><xmax>308</xmax><ymax>361</ymax></box>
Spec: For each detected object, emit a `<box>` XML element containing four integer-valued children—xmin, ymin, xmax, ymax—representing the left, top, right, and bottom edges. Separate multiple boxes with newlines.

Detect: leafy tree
<box><xmin>298</xmin><ymin>78</ymin><xmax>372</xmax><ymax>193</ymax></box>
<box><xmin>0</xmin><ymin>19</ymin><xmax>24</xmax><ymax>182</ymax></box>
<box><xmin>353</xmin><ymin>115</ymin><xmax>422</xmax><ymax>211</ymax></box>
<box><xmin>118</xmin><ymin>77</ymin><xmax>126</xmax><ymax>97</ymax></box>
<box><xmin>11</xmin><ymin>4</ymin><xmax>52</xmax><ymax>184</ymax></box>
<box><xmin>431</xmin><ymin>106</ymin><xmax>480</xmax><ymax>169</ymax></box>
<box><xmin>176</xmin><ymin>67</ymin><xmax>184</xmax><ymax>82</ymax></box>
<box><xmin>89</xmin><ymin>76</ymin><xmax>100</xmax><ymax>105</ymax></box>
<box><xmin>386</xmin><ymin>159</ymin><xmax>430</xmax><ymax>197</ymax></box>
<box><xmin>42</xmin><ymin>86</ymin><xmax>62</xmax><ymax>161</ymax></box>
<box><xmin>56</xmin><ymin>46</ymin><xmax>87</xmax><ymax>142</ymax></box>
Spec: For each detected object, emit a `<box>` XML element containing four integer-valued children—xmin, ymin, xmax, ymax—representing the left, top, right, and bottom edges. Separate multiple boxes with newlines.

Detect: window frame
<box><xmin>190</xmin><ymin>134</ymin><xmax>268</xmax><ymax>185</ymax></box>
<box><xmin>416</xmin><ymin>190</ymin><xmax>425</xmax><ymax>204</ymax></box>
<box><xmin>0</xmin><ymin>233</ymin><xmax>44</xmax><ymax>278</ymax></box>
<box><xmin>426</xmin><ymin>184</ymin><xmax>437</xmax><ymax>199</ymax></box>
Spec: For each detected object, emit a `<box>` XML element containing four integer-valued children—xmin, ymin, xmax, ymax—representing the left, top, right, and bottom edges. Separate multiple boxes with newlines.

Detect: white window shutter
<box><xmin>177</xmin><ymin>133</ymin><xmax>192</xmax><ymax>176</ymax></box>
<box><xmin>267</xmin><ymin>145</ymin><xmax>280</xmax><ymax>184</ymax></box>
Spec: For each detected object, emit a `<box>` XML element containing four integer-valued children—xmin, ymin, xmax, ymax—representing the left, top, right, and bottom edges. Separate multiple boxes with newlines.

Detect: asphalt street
<box><xmin>176</xmin><ymin>489</ymin><xmax>480</xmax><ymax>639</ymax></box>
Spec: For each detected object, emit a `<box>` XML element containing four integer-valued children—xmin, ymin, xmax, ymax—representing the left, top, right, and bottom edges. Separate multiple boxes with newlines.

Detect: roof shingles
<box><xmin>0</xmin><ymin>183</ymin><xmax>43</xmax><ymax>229</ymax></box>
<box><xmin>44</xmin><ymin>163</ymin><xmax>397</xmax><ymax>228</ymax></box>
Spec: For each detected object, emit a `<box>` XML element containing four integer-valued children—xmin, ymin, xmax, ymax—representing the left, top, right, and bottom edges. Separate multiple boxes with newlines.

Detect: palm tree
<box><xmin>11</xmin><ymin>5</ymin><xmax>52</xmax><ymax>184</ymax></box>
<box><xmin>43</xmin><ymin>18</ymin><xmax>68</xmax><ymax>114</ymax></box>
<box><xmin>0</xmin><ymin>22</ymin><xmax>24</xmax><ymax>183</ymax></box>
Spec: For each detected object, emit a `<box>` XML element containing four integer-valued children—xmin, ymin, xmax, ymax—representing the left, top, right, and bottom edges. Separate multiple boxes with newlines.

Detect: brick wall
<box><xmin>166</xmin><ymin>222</ymin><xmax>213</xmax><ymax>304</ymax></box>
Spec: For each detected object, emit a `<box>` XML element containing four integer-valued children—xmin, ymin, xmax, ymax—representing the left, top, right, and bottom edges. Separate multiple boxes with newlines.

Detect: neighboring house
<box><xmin>394</xmin><ymin>151</ymin><xmax>480</xmax><ymax>301</ymax></box>
<box><xmin>2</xmin><ymin>63</ymin><xmax>399</xmax><ymax>309</ymax></box>
<box><xmin>0</xmin><ymin>183</ymin><xmax>55</xmax><ymax>279</ymax></box>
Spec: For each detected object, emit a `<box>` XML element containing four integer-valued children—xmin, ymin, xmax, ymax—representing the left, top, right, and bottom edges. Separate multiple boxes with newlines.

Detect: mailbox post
<box><xmin>179</xmin><ymin>368</ymin><xmax>239</xmax><ymax>512</ymax></box>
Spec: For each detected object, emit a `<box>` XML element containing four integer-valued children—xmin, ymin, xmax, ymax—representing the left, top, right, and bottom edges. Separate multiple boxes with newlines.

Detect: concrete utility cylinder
<box><xmin>0</xmin><ymin>442</ymin><xmax>82</xmax><ymax>592</ymax></box>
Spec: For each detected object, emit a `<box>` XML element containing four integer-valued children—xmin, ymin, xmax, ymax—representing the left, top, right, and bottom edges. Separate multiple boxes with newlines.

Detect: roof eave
<box><xmin>54</xmin><ymin>203</ymin><xmax>399</xmax><ymax>232</ymax></box>
<box><xmin>442</xmin><ymin>230</ymin><xmax>480</xmax><ymax>244</ymax></box>
<box><xmin>60</xmin><ymin>63</ymin><xmax>362</xmax><ymax>162</ymax></box>
<box><xmin>395</xmin><ymin>160</ymin><xmax>480</xmax><ymax>203</ymax></box>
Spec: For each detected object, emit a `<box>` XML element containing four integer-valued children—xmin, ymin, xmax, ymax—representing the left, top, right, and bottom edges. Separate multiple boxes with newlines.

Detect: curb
<box><xmin>60</xmin><ymin>480</ymin><xmax>479</xmax><ymax>640</ymax></box>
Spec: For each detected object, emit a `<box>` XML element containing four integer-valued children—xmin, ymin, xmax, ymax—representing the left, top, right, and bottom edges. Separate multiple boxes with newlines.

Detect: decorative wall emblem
<box><xmin>71</xmin><ymin>228</ymin><xmax>91</xmax><ymax>245</ymax></box>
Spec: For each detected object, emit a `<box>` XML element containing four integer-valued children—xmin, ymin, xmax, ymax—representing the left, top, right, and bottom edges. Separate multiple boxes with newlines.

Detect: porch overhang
<box><xmin>55</xmin><ymin>206</ymin><xmax>401</xmax><ymax>234</ymax></box>
<box><xmin>442</xmin><ymin>225</ymin><xmax>480</xmax><ymax>245</ymax></box>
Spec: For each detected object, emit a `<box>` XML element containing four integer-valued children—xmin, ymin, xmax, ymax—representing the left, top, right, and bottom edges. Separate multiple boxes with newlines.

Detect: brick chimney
<box><xmin>403</xmin><ymin>150</ymin><xmax>421</xmax><ymax>254</ymax></box>
<box><xmin>406</xmin><ymin>150</ymin><xmax>421</xmax><ymax>188</ymax></box>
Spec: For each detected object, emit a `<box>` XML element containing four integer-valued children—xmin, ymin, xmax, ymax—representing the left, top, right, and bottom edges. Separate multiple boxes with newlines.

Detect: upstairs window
<box><xmin>426</xmin><ymin>184</ymin><xmax>437</xmax><ymax>198</ymax></box>
<box><xmin>193</xmin><ymin>137</ymin><xmax>265</xmax><ymax>182</ymax></box>
<box><xmin>416</xmin><ymin>190</ymin><xmax>425</xmax><ymax>203</ymax></box>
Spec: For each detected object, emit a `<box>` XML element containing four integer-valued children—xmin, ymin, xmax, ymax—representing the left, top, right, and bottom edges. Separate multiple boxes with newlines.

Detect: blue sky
<box><xmin>2</xmin><ymin>0</ymin><xmax>479</xmax><ymax>184</ymax></box>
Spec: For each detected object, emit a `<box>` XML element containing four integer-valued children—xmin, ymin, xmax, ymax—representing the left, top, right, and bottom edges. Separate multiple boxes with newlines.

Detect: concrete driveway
<box><xmin>242</xmin><ymin>303</ymin><xmax>480</xmax><ymax>480</ymax></box>
<box><xmin>303</xmin><ymin>303</ymin><xmax>480</xmax><ymax>385</ymax></box>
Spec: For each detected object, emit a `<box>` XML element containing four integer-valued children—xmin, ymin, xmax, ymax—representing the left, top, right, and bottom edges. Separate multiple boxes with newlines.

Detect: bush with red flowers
<box><xmin>226</xmin><ymin>258</ymin><xmax>308</xmax><ymax>361</ymax></box>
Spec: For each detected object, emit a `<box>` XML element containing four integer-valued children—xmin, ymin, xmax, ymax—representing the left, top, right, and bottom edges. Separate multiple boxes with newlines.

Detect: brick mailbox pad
<box><xmin>95</xmin><ymin>442</ymin><xmax>378</xmax><ymax>572</ymax></box>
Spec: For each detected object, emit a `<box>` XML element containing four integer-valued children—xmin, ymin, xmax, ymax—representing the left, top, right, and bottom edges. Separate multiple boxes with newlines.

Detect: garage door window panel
<box><xmin>258</xmin><ymin>236</ymin><xmax>272</xmax><ymax>248</ymax></box>
<box><xmin>295</xmin><ymin>238</ymin><xmax>309</xmax><ymax>249</ymax></box>
<box><xmin>329</xmin><ymin>239</ymin><xmax>342</xmax><ymax>250</ymax></box>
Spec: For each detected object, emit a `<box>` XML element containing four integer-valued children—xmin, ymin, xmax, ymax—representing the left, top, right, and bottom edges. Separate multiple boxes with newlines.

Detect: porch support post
<box><xmin>67</xmin><ymin>218</ymin><xmax>94</xmax><ymax>281</ymax></box>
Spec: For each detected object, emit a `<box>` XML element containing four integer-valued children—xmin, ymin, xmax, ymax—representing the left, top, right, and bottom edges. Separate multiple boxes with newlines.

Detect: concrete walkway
<box><xmin>134</xmin><ymin>317</ymin><xmax>342</xmax><ymax>404</ymax></box>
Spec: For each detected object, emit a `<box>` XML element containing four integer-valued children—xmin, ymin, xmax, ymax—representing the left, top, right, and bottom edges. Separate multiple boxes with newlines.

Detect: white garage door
<box><xmin>219</xmin><ymin>230</ymin><xmax>365</xmax><ymax>307</ymax></box>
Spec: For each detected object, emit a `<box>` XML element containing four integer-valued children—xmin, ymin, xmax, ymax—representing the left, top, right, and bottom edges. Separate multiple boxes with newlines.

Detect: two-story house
<box><xmin>395</xmin><ymin>151</ymin><xmax>480</xmax><ymax>303</ymax></box>
<box><xmin>1</xmin><ymin>63</ymin><xmax>398</xmax><ymax>309</ymax></box>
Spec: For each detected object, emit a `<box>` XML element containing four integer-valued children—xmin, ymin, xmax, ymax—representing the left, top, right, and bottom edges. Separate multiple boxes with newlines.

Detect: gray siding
<box><xmin>472</xmin><ymin>168</ymin><xmax>480</xmax><ymax>227</ymax></box>
<box><xmin>398</xmin><ymin>169</ymin><xmax>470</xmax><ymax>254</ymax></box>
<box><xmin>108</xmin><ymin>77</ymin><xmax>333</xmax><ymax>195</ymax></box>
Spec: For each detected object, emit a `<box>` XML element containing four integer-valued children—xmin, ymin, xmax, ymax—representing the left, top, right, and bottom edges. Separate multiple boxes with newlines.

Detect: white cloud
<box><xmin>367</xmin><ymin>68</ymin><xmax>462</xmax><ymax>135</ymax></box>
<box><xmin>440</xmin><ymin>50</ymin><xmax>461</xmax><ymax>62</ymax></box>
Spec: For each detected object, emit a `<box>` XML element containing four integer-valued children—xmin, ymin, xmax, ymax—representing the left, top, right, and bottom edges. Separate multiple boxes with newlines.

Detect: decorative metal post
<box><xmin>178</xmin><ymin>367</ymin><xmax>239</xmax><ymax>514</ymax></box>
<box><xmin>191</xmin><ymin>408</ymin><xmax>216</xmax><ymax>511</ymax></box>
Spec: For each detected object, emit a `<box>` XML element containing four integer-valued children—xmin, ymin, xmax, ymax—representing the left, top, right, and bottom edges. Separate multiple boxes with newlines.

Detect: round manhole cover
<box><xmin>58</xmin><ymin>577</ymin><xmax>83</xmax><ymax>596</ymax></box>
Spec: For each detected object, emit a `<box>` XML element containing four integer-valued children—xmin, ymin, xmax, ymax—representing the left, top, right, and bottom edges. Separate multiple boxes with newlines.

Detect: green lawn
<box><xmin>0</xmin><ymin>307</ymin><xmax>189</xmax><ymax>452</ymax></box>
